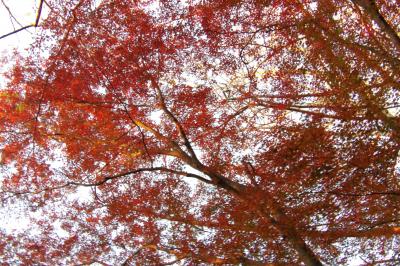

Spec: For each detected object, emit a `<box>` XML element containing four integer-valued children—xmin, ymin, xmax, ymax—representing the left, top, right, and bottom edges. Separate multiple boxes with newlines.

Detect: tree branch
<box><xmin>308</xmin><ymin>225</ymin><xmax>400</xmax><ymax>240</ymax></box>
<box><xmin>302</xmin><ymin>190</ymin><xmax>400</xmax><ymax>197</ymax></box>
<box><xmin>66</xmin><ymin>167</ymin><xmax>213</xmax><ymax>187</ymax></box>
<box><xmin>1</xmin><ymin>167</ymin><xmax>213</xmax><ymax>198</ymax></box>
<box><xmin>351</xmin><ymin>0</ymin><xmax>400</xmax><ymax>53</ymax></box>
<box><xmin>34</xmin><ymin>0</ymin><xmax>44</xmax><ymax>27</ymax></box>
<box><xmin>0</xmin><ymin>0</ymin><xmax>44</xmax><ymax>40</ymax></box>
<box><xmin>150</xmin><ymin>78</ymin><xmax>201</xmax><ymax>164</ymax></box>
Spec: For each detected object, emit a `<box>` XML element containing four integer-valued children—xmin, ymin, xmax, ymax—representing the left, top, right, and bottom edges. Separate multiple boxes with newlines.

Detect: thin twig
<box><xmin>0</xmin><ymin>0</ymin><xmax>44</xmax><ymax>40</ymax></box>
<box><xmin>1</xmin><ymin>0</ymin><xmax>25</xmax><ymax>29</ymax></box>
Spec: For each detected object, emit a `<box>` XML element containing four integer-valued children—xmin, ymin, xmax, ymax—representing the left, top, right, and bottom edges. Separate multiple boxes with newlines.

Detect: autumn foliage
<box><xmin>0</xmin><ymin>0</ymin><xmax>399</xmax><ymax>265</ymax></box>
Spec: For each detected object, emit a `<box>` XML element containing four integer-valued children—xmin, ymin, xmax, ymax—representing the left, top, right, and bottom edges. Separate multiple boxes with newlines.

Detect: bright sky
<box><xmin>0</xmin><ymin>0</ymin><xmax>41</xmax><ymax>50</ymax></box>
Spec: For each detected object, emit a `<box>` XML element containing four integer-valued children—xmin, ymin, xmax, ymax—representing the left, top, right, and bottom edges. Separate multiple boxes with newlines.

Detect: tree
<box><xmin>0</xmin><ymin>0</ymin><xmax>399</xmax><ymax>265</ymax></box>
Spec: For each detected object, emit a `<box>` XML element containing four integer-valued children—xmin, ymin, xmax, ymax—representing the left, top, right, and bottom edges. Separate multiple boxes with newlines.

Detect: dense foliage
<box><xmin>0</xmin><ymin>0</ymin><xmax>399</xmax><ymax>265</ymax></box>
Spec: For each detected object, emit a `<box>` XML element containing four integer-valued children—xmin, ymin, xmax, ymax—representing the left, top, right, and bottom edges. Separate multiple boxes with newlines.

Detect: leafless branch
<box><xmin>0</xmin><ymin>0</ymin><xmax>44</xmax><ymax>40</ymax></box>
<box><xmin>1</xmin><ymin>0</ymin><xmax>26</xmax><ymax>30</ymax></box>
<box><xmin>34</xmin><ymin>0</ymin><xmax>44</xmax><ymax>27</ymax></box>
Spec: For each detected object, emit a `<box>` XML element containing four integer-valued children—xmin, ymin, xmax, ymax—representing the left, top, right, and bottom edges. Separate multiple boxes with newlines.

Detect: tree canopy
<box><xmin>0</xmin><ymin>0</ymin><xmax>399</xmax><ymax>265</ymax></box>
